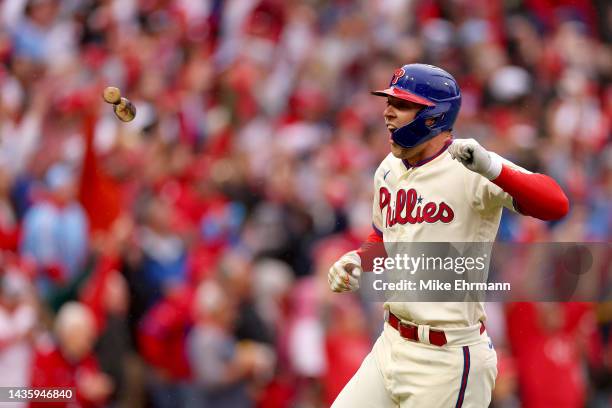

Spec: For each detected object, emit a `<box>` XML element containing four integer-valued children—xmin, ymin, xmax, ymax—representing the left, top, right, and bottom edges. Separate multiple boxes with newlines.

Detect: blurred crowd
<box><xmin>0</xmin><ymin>0</ymin><xmax>610</xmax><ymax>407</ymax></box>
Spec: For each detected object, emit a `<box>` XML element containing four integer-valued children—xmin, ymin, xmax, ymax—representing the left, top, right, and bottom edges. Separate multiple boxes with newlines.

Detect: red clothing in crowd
<box><xmin>79</xmin><ymin>256</ymin><xmax>121</xmax><ymax>332</ymax></box>
<box><xmin>138</xmin><ymin>293</ymin><xmax>192</xmax><ymax>380</ymax></box>
<box><xmin>29</xmin><ymin>344</ymin><xmax>105</xmax><ymax>408</ymax></box>
<box><xmin>506</xmin><ymin>303</ymin><xmax>594</xmax><ymax>408</ymax></box>
<box><xmin>0</xmin><ymin>225</ymin><xmax>18</xmax><ymax>251</ymax></box>
<box><xmin>78</xmin><ymin>114</ymin><xmax>121</xmax><ymax>233</ymax></box>
<box><xmin>324</xmin><ymin>331</ymin><xmax>371</xmax><ymax>406</ymax></box>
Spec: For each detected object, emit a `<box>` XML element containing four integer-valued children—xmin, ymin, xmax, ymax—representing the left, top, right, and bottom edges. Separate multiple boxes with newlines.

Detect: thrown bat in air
<box><xmin>102</xmin><ymin>86</ymin><xmax>136</xmax><ymax>122</ymax></box>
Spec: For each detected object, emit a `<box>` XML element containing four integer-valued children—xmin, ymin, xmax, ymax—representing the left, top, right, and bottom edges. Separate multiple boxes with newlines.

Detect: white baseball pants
<box><xmin>331</xmin><ymin>322</ymin><xmax>497</xmax><ymax>407</ymax></box>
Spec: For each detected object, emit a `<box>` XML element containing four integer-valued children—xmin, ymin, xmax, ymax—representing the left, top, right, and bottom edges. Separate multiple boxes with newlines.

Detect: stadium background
<box><xmin>0</xmin><ymin>0</ymin><xmax>610</xmax><ymax>407</ymax></box>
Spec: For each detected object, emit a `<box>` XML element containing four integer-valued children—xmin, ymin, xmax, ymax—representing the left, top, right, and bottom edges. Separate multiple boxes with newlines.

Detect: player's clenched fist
<box><xmin>328</xmin><ymin>251</ymin><xmax>362</xmax><ymax>292</ymax></box>
<box><xmin>448</xmin><ymin>138</ymin><xmax>503</xmax><ymax>180</ymax></box>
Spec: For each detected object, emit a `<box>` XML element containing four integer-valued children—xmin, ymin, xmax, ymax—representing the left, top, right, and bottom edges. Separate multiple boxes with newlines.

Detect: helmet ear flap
<box><xmin>424</xmin><ymin>113</ymin><xmax>445</xmax><ymax>128</ymax></box>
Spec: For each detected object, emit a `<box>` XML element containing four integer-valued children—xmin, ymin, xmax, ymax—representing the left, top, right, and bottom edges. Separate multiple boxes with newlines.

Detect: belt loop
<box><xmin>418</xmin><ymin>325</ymin><xmax>431</xmax><ymax>345</ymax></box>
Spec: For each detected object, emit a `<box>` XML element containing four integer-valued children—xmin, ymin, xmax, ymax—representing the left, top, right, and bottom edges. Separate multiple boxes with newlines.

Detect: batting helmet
<box><xmin>372</xmin><ymin>64</ymin><xmax>461</xmax><ymax>148</ymax></box>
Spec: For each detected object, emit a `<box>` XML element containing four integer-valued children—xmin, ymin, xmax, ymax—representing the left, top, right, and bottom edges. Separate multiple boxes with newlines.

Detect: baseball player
<box><xmin>328</xmin><ymin>64</ymin><xmax>569</xmax><ymax>407</ymax></box>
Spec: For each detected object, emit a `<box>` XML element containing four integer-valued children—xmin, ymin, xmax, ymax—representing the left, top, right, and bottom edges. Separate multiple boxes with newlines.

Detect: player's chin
<box><xmin>389</xmin><ymin>142</ymin><xmax>407</xmax><ymax>158</ymax></box>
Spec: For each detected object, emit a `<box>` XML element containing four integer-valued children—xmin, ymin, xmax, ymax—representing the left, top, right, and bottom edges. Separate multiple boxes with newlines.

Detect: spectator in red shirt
<box><xmin>505</xmin><ymin>303</ymin><xmax>595</xmax><ymax>408</ymax></box>
<box><xmin>29</xmin><ymin>301</ymin><xmax>112</xmax><ymax>408</ymax></box>
<box><xmin>323</xmin><ymin>296</ymin><xmax>371</xmax><ymax>406</ymax></box>
<box><xmin>187</xmin><ymin>279</ymin><xmax>274</xmax><ymax>408</ymax></box>
<box><xmin>137</xmin><ymin>283</ymin><xmax>192</xmax><ymax>408</ymax></box>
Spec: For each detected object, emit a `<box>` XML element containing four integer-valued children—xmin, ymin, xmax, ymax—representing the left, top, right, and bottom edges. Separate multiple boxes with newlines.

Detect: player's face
<box><xmin>384</xmin><ymin>96</ymin><xmax>425</xmax><ymax>159</ymax></box>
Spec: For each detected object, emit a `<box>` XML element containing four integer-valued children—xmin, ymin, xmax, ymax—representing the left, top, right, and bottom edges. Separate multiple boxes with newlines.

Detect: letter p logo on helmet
<box><xmin>391</xmin><ymin>68</ymin><xmax>405</xmax><ymax>85</ymax></box>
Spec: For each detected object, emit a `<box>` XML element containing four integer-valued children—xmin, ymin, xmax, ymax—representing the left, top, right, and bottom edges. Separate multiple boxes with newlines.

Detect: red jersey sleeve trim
<box><xmin>492</xmin><ymin>164</ymin><xmax>569</xmax><ymax>221</ymax></box>
<box><xmin>372</xmin><ymin>224</ymin><xmax>383</xmax><ymax>239</ymax></box>
<box><xmin>357</xmin><ymin>228</ymin><xmax>386</xmax><ymax>272</ymax></box>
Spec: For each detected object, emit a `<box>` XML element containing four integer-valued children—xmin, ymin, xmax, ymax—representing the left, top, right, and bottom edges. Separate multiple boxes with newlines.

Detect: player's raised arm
<box><xmin>449</xmin><ymin>139</ymin><xmax>569</xmax><ymax>221</ymax></box>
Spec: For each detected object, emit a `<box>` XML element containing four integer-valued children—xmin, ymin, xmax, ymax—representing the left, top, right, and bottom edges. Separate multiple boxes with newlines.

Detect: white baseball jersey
<box><xmin>372</xmin><ymin>140</ymin><xmax>528</xmax><ymax>328</ymax></box>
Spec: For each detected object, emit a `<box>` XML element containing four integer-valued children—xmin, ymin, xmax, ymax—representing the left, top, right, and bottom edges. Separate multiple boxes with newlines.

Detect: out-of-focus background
<box><xmin>0</xmin><ymin>0</ymin><xmax>610</xmax><ymax>407</ymax></box>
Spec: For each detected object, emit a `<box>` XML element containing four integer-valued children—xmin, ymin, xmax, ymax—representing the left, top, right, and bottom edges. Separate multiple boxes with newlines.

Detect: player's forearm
<box><xmin>491</xmin><ymin>165</ymin><xmax>569</xmax><ymax>221</ymax></box>
<box><xmin>357</xmin><ymin>226</ymin><xmax>386</xmax><ymax>272</ymax></box>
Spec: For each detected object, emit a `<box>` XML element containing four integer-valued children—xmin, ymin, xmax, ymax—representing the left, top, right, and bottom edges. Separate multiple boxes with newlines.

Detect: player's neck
<box><xmin>404</xmin><ymin>134</ymin><xmax>452</xmax><ymax>166</ymax></box>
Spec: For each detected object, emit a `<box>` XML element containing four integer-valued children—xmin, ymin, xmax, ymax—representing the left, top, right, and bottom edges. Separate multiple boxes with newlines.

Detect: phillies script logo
<box><xmin>380</xmin><ymin>187</ymin><xmax>454</xmax><ymax>226</ymax></box>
